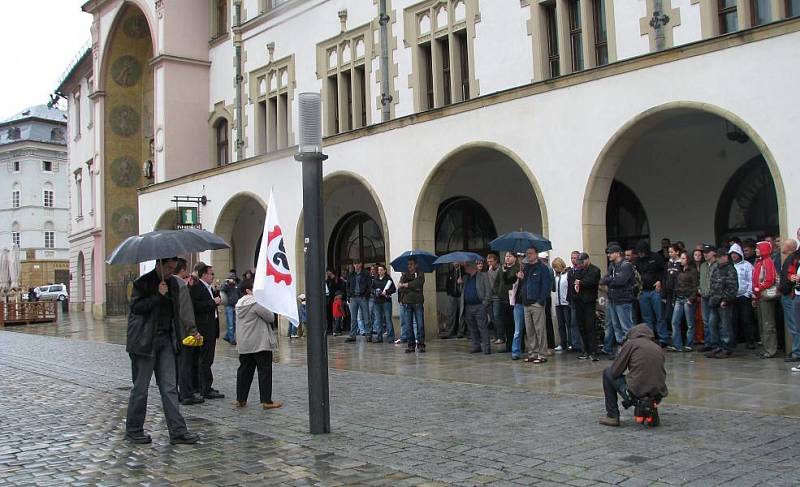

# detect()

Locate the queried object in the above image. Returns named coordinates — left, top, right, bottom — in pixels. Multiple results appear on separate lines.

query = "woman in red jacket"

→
left=753, top=241, right=778, bottom=358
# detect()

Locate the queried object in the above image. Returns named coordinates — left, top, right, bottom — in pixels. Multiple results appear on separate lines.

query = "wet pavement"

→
left=1, top=311, right=800, bottom=486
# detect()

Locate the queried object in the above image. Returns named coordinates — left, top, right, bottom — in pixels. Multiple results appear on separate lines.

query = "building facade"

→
left=61, top=0, right=799, bottom=332
left=0, top=106, right=70, bottom=291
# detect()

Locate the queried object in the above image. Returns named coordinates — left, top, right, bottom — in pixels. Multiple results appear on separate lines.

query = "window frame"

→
left=545, top=3, right=560, bottom=78
left=12, top=231, right=20, bottom=247
left=568, top=0, right=584, bottom=72
left=788, top=0, right=800, bottom=17
left=750, top=0, right=771, bottom=25
left=593, top=0, right=609, bottom=66
left=44, top=189, right=54, bottom=208
left=214, top=118, right=229, bottom=166
left=12, top=190, right=20, bottom=208
left=42, top=161, right=53, bottom=172
left=73, top=90, right=82, bottom=139
left=718, top=0, right=738, bottom=34
left=12, top=161, right=20, bottom=172
left=44, top=231, right=55, bottom=250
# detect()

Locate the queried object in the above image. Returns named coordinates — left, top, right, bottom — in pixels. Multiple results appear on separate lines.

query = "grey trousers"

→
left=464, top=303, right=490, bottom=353
left=126, top=333, right=189, bottom=439
left=524, top=303, right=548, bottom=357
left=756, top=299, right=777, bottom=356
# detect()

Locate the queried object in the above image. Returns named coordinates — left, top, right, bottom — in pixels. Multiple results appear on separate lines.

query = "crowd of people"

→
left=321, top=232, right=800, bottom=371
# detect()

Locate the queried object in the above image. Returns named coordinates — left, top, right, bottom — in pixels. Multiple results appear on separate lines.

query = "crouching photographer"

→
left=600, top=324, right=668, bottom=427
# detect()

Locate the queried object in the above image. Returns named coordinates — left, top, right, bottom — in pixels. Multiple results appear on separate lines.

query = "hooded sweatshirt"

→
left=609, top=324, right=668, bottom=399
left=752, top=241, right=777, bottom=300
left=235, top=294, right=277, bottom=355
left=729, top=243, right=753, bottom=298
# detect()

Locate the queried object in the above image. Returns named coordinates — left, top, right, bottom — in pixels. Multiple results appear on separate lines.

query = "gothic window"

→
left=251, top=55, right=295, bottom=153
left=318, top=26, right=372, bottom=135
left=214, top=118, right=229, bottom=165
left=715, top=156, right=778, bottom=244
left=606, top=180, right=650, bottom=251
left=328, top=212, right=385, bottom=275
left=435, top=197, right=497, bottom=291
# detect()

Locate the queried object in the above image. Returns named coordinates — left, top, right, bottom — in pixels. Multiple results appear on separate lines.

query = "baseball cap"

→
left=702, top=244, right=716, bottom=253
left=577, top=252, right=590, bottom=262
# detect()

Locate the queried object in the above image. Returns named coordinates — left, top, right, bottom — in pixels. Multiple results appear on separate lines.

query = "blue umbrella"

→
left=433, top=251, right=485, bottom=265
left=390, top=250, right=438, bottom=273
left=490, top=231, right=552, bottom=253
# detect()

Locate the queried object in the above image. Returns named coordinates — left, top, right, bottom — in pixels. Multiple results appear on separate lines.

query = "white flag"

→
left=254, top=190, right=299, bottom=325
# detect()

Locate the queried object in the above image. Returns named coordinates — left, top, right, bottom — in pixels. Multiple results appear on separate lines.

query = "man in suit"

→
left=190, top=262, right=225, bottom=400
left=125, top=257, right=199, bottom=445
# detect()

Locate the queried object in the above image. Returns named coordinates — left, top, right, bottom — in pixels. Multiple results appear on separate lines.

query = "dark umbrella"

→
left=433, top=251, right=485, bottom=265
left=390, top=250, right=438, bottom=273
left=106, top=228, right=231, bottom=265
left=490, top=231, right=552, bottom=254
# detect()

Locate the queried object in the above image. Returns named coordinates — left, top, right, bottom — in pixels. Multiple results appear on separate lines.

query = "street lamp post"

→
left=294, top=93, right=331, bottom=434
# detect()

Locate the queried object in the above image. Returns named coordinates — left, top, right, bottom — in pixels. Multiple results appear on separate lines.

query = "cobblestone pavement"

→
left=2, top=319, right=800, bottom=486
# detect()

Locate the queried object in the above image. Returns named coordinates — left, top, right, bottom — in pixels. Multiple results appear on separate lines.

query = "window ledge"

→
left=209, top=33, right=230, bottom=47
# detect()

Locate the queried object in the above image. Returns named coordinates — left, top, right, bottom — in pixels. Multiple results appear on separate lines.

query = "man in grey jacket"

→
left=462, top=261, right=494, bottom=354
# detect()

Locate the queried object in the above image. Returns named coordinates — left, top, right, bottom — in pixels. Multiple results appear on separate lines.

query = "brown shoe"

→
left=234, top=401, right=246, bottom=408
left=262, top=401, right=283, bottom=410
left=599, top=415, right=620, bottom=427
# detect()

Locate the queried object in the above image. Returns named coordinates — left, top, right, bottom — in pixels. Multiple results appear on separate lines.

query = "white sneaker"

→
left=791, top=365, right=800, bottom=373
left=554, top=345, right=564, bottom=352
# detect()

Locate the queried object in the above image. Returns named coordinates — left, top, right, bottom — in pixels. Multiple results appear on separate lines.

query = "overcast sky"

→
left=0, top=0, right=92, bottom=118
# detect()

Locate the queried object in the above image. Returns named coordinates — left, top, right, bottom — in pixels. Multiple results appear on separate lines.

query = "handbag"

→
left=759, top=267, right=779, bottom=301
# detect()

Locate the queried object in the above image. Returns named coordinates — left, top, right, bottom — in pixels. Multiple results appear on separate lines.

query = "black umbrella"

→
left=106, top=228, right=231, bottom=265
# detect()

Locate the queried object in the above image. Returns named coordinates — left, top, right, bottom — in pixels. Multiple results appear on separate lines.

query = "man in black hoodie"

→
left=600, top=324, right=668, bottom=426
left=635, top=241, right=669, bottom=346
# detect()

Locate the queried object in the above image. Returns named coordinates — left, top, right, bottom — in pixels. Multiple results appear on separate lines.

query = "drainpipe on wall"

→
left=233, top=0, right=244, bottom=161
left=378, top=0, right=392, bottom=123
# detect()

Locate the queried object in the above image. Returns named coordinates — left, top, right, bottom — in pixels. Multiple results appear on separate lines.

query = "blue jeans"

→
left=603, top=302, right=616, bottom=354
left=603, top=367, right=630, bottom=418
left=671, top=297, right=696, bottom=349
left=372, top=300, right=393, bottom=340
left=224, top=306, right=236, bottom=342
left=639, top=290, right=668, bottom=343
left=708, top=304, right=734, bottom=352
left=605, top=301, right=632, bottom=353
left=701, top=296, right=712, bottom=347
left=512, top=303, right=525, bottom=357
left=349, top=297, right=371, bottom=338
left=555, top=304, right=571, bottom=348
left=401, top=303, right=425, bottom=345
left=569, top=304, right=581, bottom=350
left=785, top=296, right=800, bottom=358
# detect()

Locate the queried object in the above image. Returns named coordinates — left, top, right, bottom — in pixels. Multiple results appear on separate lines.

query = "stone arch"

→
left=212, top=192, right=267, bottom=278
left=411, top=141, right=548, bottom=338
left=412, top=141, right=549, bottom=253
left=293, top=170, right=390, bottom=294
left=97, top=1, right=157, bottom=93
left=583, top=101, right=787, bottom=265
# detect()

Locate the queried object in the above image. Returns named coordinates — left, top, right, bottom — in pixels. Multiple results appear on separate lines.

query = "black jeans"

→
left=501, top=303, right=514, bottom=352
left=126, top=333, right=188, bottom=439
left=575, top=300, right=597, bottom=355
left=734, top=296, right=757, bottom=344
left=198, top=337, right=216, bottom=394
left=602, top=367, right=630, bottom=418
left=555, top=304, right=571, bottom=349
left=237, top=350, right=273, bottom=403
left=178, top=344, right=200, bottom=400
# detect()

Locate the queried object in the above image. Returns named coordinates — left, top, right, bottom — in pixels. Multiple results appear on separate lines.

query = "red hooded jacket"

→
left=752, top=241, right=777, bottom=299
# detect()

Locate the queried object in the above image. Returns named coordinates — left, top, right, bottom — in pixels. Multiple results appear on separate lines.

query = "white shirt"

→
left=201, top=279, right=218, bottom=318
left=554, top=272, right=569, bottom=306
left=734, top=260, right=753, bottom=298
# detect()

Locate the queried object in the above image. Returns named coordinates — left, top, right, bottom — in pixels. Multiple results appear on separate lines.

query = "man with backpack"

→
left=601, top=244, right=637, bottom=359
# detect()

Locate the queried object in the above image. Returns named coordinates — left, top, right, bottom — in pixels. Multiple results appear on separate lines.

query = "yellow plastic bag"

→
left=182, top=335, right=204, bottom=347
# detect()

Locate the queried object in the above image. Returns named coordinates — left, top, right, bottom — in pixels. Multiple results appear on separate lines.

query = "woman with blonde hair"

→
left=551, top=257, right=572, bottom=352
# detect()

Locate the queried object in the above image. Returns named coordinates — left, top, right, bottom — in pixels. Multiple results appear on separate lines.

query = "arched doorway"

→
left=212, top=193, right=266, bottom=278
left=328, top=211, right=386, bottom=275
left=434, top=196, right=497, bottom=291
left=715, top=156, right=779, bottom=244
left=413, top=143, right=547, bottom=337
left=101, top=4, right=154, bottom=283
left=585, top=103, right=786, bottom=265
